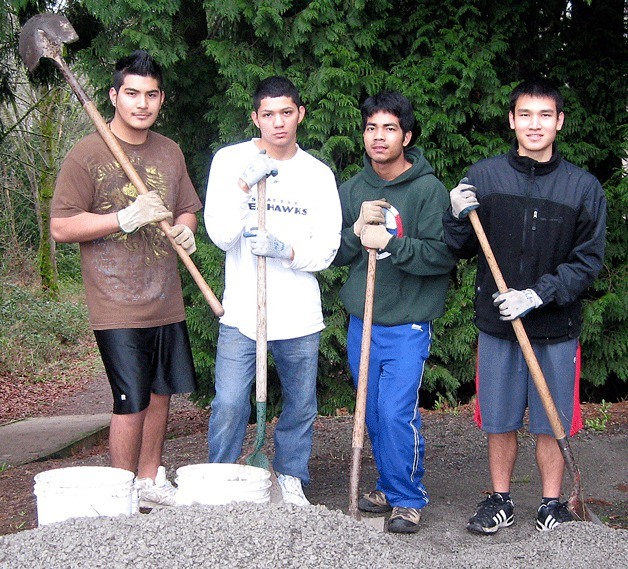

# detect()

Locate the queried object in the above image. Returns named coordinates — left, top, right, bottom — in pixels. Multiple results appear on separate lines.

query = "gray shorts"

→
left=475, top=332, right=582, bottom=436
left=94, top=322, right=197, bottom=415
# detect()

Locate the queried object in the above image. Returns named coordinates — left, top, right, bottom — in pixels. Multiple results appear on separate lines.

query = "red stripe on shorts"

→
left=473, top=347, right=482, bottom=429
left=570, top=343, right=583, bottom=436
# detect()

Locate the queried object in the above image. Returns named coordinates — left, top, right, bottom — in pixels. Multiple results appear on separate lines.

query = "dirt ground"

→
left=0, top=372, right=626, bottom=543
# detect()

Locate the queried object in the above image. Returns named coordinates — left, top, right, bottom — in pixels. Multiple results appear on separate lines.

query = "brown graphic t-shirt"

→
left=52, top=130, right=202, bottom=330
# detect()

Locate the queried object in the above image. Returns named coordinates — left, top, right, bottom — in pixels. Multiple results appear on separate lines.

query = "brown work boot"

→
left=358, top=490, right=392, bottom=513
left=387, top=506, right=422, bottom=533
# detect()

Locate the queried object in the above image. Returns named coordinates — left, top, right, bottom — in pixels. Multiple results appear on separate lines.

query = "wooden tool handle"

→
left=348, top=247, right=377, bottom=520
left=352, top=249, right=377, bottom=448
left=256, top=177, right=268, bottom=404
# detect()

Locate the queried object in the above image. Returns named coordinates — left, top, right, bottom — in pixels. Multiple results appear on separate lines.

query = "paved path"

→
left=0, top=377, right=202, bottom=468
left=0, top=414, right=111, bottom=466
left=0, top=375, right=112, bottom=467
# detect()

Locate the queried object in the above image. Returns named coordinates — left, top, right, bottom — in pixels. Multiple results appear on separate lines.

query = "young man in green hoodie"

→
left=333, top=91, right=456, bottom=533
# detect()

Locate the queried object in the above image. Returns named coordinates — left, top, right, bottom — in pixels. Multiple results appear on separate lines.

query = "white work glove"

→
left=239, top=151, right=278, bottom=190
left=168, top=224, right=196, bottom=255
left=117, top=191, right=172, bottom=234
left=353, top=199, right=389, bottom=236
left=450, top=177, right=479, bottom=219
left=360, top=224, right=393, bottom=250
left=492, top=288, right=543, bottom=321
left=244, top=228, right=293, bottom=260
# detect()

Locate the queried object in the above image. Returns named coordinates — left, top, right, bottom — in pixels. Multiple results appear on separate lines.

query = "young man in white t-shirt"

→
left=204, top=76, right=341, bottom=505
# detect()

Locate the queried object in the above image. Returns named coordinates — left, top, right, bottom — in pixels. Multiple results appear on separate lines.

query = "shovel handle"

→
left=256, top=177, right=268, bottom=404
left=51, top=54, right=224, bottom=317
left=349, top=247, right=377, bottom=520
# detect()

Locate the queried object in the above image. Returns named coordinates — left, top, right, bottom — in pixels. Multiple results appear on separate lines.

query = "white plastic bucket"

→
left=34, top=466, right=135, bottom=526
left=175, top=463, right=271, bottom=506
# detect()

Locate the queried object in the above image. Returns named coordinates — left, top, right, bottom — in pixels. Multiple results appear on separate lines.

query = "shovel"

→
left=348, top=248, right=378, bottom=521
left=19, top=13, right=224, bottom=317
left=468, top=209, right=601, bottom=524
left=245, top=175, right=269, bottom=470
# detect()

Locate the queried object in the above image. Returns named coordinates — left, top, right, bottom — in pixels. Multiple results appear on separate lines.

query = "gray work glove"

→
left=492, top=288, right=543, bottom=320
left=360, top=224, right=393, bottom=250
left=450, top=177, right=479, bottom=219
left=168, top=224, right=196, bottom=254
left=117, top=191, right=172, bottom=234
left=244, top=228, right=292, bottom=260
left=353, top=199, right=389, bottom=237
left=239, top=151, right=278, bottom=189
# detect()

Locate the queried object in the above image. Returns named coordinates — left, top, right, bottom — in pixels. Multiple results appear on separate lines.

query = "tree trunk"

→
left=34, top=90, right=59, bottom=297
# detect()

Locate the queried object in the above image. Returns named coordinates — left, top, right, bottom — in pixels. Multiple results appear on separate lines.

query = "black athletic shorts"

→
left=94, top=321, right=197, bottom=415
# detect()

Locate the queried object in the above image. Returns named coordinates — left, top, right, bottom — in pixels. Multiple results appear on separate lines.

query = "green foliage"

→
left=425, top=260, right=478, bottom=405
left=0, top=280, right=91, bottom=378
left=317, top=264, right=356, bottom=415
left=200, top=0, right=396, bottom=177
left=579, top=174, right=628, bottom=392
left=392, top=1, right=513, bottom=185
left=1, top=1, right=93, bottom=294
left=182, top=225, right=224, bottom=407
left=54, top=242, right=83, bottom=282
left=584, top=399, right=612, bottom=432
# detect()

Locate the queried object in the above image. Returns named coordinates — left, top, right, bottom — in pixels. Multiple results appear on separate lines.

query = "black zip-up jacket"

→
left=442, top=143, right=606, bottom=343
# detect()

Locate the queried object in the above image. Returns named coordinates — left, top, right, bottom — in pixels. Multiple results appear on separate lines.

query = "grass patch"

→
left=585, top=400, right=612, bottom=432
left=0, top=280, right=93, bottom=381
left=511, top=474, right=532, bottom=484
left=433, top=393, right=462, bottom=416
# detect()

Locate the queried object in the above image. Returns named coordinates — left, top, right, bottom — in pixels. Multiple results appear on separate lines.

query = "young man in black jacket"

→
left=442, top=79, right=606, bottom=534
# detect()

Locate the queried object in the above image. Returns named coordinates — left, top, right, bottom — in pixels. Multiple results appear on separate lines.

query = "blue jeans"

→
left=348, top=315, right=432, bottom=509
left=208, top=324, right=320, bottom=484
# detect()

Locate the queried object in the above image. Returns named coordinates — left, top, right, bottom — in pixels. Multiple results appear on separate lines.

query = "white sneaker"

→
left=131, top=486, right=139, bottom=514
left=277, top=474, right=310, bottom=506
left=135, top=466, right=177, bottom=508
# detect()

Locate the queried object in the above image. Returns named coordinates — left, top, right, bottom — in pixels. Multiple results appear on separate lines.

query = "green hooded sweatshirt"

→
left=333, top=146, right=456, bottom=325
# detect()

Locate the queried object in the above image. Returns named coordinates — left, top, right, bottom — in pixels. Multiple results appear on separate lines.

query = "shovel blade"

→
left=19, top=13, right=78, bottom=71
left=245, top=450, right=269, bottom=470
left=244, top=402, right=269, bottom=469
left=568, top=485, right=604, bottom=525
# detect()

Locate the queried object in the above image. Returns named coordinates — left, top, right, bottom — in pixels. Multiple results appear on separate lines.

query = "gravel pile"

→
left=1, top=503, right=627, bottom=568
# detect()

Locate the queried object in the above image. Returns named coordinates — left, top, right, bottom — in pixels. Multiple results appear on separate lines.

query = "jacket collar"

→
left=507, top=141, right=562, bottom=176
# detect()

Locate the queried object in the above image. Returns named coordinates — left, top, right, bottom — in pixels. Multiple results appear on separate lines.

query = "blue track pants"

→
left=347, top=315, right=432, bottom=509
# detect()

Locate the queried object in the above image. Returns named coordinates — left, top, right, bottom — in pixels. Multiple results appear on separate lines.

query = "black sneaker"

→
left=387, top=507, right=422, bottom=534
left=467, top=493, right=514, bottom=534
left=536, top=500, right=573, bottom=532
left=358, top=490, right=392, bottom=513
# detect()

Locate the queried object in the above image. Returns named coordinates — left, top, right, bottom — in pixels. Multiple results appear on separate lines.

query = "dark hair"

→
left=360, top=91, right=415, bottom=134
left=509, top=78, right=564, bottom=114
left=253, top=76, right=302, bottom=111
left=113, top=50, right=164, bottom=92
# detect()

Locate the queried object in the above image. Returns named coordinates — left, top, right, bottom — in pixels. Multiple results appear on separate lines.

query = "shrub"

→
left=0, top=281, right=91, bottom=379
